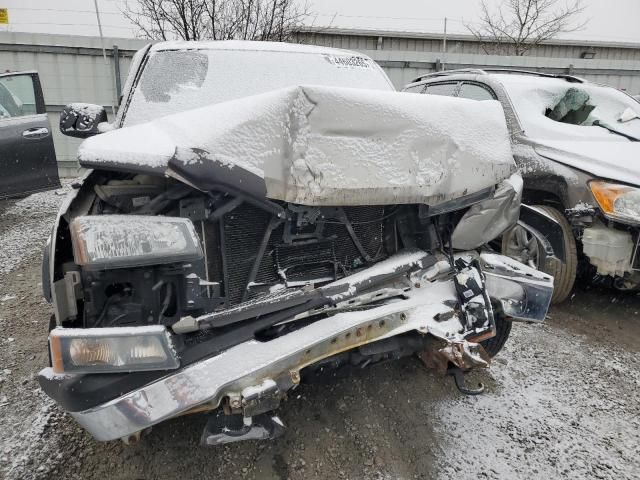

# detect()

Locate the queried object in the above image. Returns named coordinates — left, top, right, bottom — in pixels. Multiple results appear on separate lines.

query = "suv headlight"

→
left=590, top=181, right=640, bottom=225
left=70, top=215, right=203, bottom=270
left=49, top=326, right=179, bottom=374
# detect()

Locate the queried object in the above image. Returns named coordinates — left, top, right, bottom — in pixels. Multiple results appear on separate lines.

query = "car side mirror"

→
left=59, top=103, right=109, bottom=138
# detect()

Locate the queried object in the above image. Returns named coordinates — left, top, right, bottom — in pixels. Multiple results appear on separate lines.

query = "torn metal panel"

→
left=450, top=174, right=523, bottom=250
left=480, top=253, right=554, bottom=323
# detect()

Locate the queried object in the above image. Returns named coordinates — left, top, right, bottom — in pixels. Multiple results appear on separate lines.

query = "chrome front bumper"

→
left=40, top=252, right=553, bottom=442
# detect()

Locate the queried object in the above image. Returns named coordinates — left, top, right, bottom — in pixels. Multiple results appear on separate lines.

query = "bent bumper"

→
left=40, top=252, right=552, bottom=442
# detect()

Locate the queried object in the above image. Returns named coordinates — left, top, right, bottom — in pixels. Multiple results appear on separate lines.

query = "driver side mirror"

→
left=59, top=103, right=108, bottom=138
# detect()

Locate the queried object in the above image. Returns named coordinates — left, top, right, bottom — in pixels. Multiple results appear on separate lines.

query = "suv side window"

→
left=458, top=82, right=496, bottom=101
left=404, top=83, right=426, bottom=94
left=424, top=82, right=459, bottom=97
left=0, top=75, right=37, bottom=119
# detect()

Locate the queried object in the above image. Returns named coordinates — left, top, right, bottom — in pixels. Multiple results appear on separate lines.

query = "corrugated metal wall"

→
left=0, top=32, right=146, bottom=175
left=298, top=31, right=640, bottom=92
left=2, top=31, right=639, bottom=176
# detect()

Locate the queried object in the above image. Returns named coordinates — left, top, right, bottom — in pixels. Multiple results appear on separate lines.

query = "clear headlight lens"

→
left=50, top=326, right=179, bottom=374
left=70, top=215, right=203, bottom=270
left=590, top=181, right=640, bottom=225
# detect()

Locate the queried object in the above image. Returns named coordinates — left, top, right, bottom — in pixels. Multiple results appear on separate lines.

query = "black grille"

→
left=223, top=204, right=274, bottom=304
left=201, top=219, right=224, bottom=284
left=221, top=204, right=388, bottom=306
left=349, top=206, right=385, bottom=260
left=276, top=240, right=337, bottom=286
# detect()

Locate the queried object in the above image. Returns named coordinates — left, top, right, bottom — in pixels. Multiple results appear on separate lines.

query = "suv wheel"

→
left=502, top=205, right=577, bottom=304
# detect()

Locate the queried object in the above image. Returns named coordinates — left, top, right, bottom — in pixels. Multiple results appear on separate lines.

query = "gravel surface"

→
left=0, top=190, right=638, bottom=480
left=0, top=186, right=71, bottom=275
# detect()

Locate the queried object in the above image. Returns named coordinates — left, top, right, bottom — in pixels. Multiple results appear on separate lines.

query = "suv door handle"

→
left=22, top=127, right=49, bottom=139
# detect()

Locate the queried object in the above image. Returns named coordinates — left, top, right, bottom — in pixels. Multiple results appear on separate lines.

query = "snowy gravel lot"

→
left=0, top=188, right=638, bottom=480
left=0, top=185, right=71, bottom=275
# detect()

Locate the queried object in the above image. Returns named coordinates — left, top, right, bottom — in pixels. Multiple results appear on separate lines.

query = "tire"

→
left=502, top=205, right=577, bottom=304
left=481, top=314, right=512, bottom=358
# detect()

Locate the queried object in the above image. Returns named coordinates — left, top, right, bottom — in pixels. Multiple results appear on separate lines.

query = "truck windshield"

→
left=122, top=46, right=394, bottom=127
left=497, top=74, right=640, bottom=141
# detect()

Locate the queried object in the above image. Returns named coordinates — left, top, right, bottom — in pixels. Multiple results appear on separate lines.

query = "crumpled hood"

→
left=79, top=85, right=515, bottom=206
left=533, top=139, right=640, bottom=187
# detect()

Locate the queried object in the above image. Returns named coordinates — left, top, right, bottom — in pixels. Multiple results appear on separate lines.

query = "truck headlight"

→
left=50, top=326, right=179, bottom=374
left=70, top=215, right=203, bottom=270
left=590, top=181, right=640, bottom=225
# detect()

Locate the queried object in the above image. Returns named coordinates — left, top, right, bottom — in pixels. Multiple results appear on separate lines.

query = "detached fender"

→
left=451, top=174, right=523, bottom=250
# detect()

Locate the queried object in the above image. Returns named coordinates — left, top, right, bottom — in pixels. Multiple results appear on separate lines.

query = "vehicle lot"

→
left=0, top=188, right=639, bottom=480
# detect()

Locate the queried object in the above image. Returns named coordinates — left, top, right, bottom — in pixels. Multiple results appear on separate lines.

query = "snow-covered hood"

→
left=532, top=139, right=640, bottom=187
left=79, top=85, right=515, bottom=206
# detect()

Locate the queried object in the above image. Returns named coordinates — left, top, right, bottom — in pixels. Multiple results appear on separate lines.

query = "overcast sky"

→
left=0, top=0, right=639, bottom=43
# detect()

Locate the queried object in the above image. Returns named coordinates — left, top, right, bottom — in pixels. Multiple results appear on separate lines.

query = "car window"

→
left=458, top=83, right=496, bottom=101
left=424, top=82, right=458, bottom=97
left=404, top=83, right=426, bottom=94
left=0, top=75, right=37, bottom=119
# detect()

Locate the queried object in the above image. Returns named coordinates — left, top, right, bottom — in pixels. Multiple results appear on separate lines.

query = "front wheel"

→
left=502, top=205, right=577, bottom=304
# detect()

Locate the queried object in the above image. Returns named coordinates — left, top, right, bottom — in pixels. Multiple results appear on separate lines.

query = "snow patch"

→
left=80, top=85, right=515, bottom=207
left=67, top=102, right=104, bottom=121
left=0, top=183, right=73, bottom=276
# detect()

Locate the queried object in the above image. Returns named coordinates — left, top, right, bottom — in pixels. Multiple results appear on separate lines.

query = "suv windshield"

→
left=497, top=74, right=640, bottom=141
left=123, top=46, right=394, bottom=127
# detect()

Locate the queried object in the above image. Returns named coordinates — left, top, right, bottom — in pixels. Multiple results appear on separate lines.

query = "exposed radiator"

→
left=219, top=204, right=387, bottom=306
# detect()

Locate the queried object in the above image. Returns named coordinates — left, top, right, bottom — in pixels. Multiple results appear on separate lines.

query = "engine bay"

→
left=50, top=172, right=467, bottom=331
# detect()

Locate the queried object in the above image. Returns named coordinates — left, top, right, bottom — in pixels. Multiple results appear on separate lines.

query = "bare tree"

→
left=124, top=0, right=310, bottom=42
left=467, top=0, right=588, bottom=56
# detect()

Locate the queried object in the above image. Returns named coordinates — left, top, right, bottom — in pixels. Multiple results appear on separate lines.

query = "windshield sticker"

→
left=323, top=55, right=372, bottom=69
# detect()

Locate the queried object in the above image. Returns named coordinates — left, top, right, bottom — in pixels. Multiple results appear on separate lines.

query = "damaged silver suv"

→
left=39, top=42, right=557, bottom=445
left=405, top=69, right=640, bottom=302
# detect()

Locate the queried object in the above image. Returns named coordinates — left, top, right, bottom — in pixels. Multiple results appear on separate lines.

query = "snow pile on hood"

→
left=79, top=85, right=515, bottom=206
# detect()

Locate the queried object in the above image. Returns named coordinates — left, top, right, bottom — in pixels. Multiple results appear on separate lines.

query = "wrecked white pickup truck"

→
left=39, top=41, right=558, bottom=445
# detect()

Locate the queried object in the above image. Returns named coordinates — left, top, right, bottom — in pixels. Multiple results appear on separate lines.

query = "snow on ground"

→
left=0, top=185, right=73, bottom=480
left=434, top=322, right=640, bottom=479
left=0, top=184, right=71, bottom=275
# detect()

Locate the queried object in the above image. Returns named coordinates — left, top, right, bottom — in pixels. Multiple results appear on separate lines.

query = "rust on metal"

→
left=420, top=341, right=491, bottom=376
